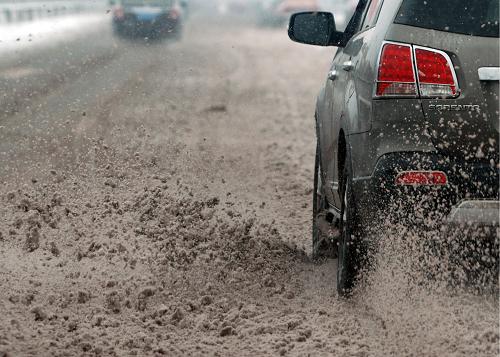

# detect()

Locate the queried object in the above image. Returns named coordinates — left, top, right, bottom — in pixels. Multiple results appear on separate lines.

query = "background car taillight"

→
left=376, top=42, right=459, bottom=99
left=169, top=6, right=181, bottom=20
left=113, top=6, right=125, bottom=20
left=376, top=43, right=417, bottom=97
left=414, top=47, right=458, bottom=98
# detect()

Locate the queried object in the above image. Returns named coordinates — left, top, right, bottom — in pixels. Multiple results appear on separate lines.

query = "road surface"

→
left=0, top=6, right=498, bottom=357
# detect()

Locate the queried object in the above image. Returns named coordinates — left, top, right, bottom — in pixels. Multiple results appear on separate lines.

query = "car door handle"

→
left=342, top=61, right=354, bottom=72
left=328, top=70, right=338, bottom=81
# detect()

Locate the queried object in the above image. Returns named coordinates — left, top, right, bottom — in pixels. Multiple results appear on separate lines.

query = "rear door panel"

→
left=319, top=50, right=350, bottom=206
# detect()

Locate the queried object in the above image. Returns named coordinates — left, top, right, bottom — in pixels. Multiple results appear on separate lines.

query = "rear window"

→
left=395, top=0, right=499, bottom=37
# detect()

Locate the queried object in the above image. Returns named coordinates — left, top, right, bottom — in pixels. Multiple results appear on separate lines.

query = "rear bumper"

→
left=353, top=152, right=499, bottom=229
left=113, top=15, right=180, bottom=36
left=447, top=200, right=499, bottom=227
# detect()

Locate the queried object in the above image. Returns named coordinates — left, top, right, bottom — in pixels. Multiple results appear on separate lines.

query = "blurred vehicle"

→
left=288, top=0, right=499, bottom=295
left=227, top=0, right=250, bottom=13
left=217, top=0, right=260, bottom=15
left=110, top=0, right=183, bottom=39
left=277, top=0, right=319, bottom=13
left=258, top=0, right=319, bottom=27
left=317, top=0, right=356, bottom=31
left=180, top=0, right=189, bottom=18
left=256, top=0, right=282, bottom=26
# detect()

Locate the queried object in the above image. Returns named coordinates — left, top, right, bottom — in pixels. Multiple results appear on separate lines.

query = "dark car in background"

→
left=288, top=0, right=499, bottom=295
left=110, top=0, right=183, bottom=39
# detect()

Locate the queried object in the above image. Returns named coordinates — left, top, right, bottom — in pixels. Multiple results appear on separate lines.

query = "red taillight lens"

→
left=113, top=6, right=125, bottom=20
left=376, top=43, right=417, bottom=97
left=414, top=48, right=458, bottom=98
left=395, top=171, right=448, bottom=186
left=169, top=7, right=181, bottom=19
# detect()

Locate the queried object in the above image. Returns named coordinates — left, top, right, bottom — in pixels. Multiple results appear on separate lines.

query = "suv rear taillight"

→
left=375, top=42, right=459, bottom=99
left=414, top=47, right=458, bottom=98
left=376, top=43, right=417, bottom=97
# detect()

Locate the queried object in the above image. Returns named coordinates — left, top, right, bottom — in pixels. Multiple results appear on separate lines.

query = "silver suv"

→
left=288, top=0, right=499, bottom=295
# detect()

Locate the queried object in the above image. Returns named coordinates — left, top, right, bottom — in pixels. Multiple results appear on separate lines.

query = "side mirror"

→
left=288, top=12, right=344, bottom=47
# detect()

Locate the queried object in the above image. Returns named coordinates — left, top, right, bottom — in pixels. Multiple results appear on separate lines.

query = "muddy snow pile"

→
left=1, top=156, right=497, bottom=357
left=0, top=154, right=308, bottom=356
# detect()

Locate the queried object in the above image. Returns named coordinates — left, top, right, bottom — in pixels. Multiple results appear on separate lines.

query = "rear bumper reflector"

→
left=395, top=171, right=448, bottom=186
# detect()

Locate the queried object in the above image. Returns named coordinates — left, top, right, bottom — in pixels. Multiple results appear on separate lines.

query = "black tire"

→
left=336, top=157, right=363, bottom=296
left=172, top=25, right=183, bottom=41
left=312, top=141, right=334, bottom=260
left=112, top=21, right=128, bottom=38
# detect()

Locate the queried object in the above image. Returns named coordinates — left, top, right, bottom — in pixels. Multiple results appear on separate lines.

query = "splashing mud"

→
left=354, top=223, right=498, bottom=356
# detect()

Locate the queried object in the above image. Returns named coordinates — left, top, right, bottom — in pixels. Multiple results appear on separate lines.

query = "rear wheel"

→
left=337, top=159, right=363, bottom=296
left=312, top=141, right=335, bottom=260
left=112, top=22, right=125, bottom=37
left=172, top=24, right=183, bottom=40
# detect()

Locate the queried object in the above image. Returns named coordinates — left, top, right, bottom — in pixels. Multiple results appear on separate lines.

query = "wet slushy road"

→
left=0, top=5, right=498, bottom=357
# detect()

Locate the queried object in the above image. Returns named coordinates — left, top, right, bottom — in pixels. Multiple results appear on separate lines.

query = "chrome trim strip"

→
left=328, top=206, right=341, bottom=216
left=478, top=67, right=500, bottom=81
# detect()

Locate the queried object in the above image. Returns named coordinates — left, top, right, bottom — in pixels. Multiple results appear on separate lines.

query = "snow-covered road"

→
left=0, top=4, right=498, bottom=357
